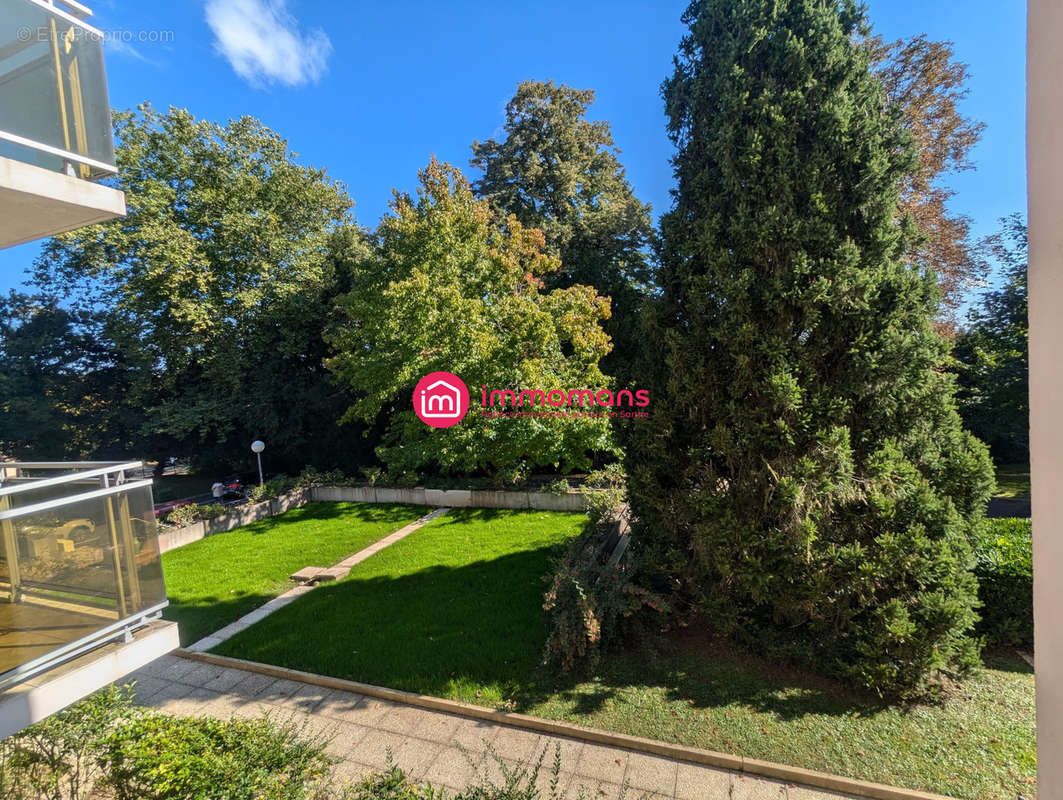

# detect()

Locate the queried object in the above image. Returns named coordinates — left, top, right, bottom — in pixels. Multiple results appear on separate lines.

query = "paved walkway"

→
left=126, top=654, right=857, bottom=800
left=187, top=507, right=451, bottom=652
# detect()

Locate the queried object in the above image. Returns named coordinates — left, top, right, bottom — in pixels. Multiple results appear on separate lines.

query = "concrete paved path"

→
left=126, top=654, right=860, bottom=800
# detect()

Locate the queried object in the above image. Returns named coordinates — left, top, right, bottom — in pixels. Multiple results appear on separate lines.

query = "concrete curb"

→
left=172, top=649, right=950, bottom=800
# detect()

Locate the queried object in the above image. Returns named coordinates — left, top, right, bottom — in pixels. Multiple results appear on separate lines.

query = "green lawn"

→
left=211, top=507, right=1035, bottom=800
left=214, top=508, right=586, bottom=701
left=994, top=463, right=1031, bottom=501
left=161, top=502, right=427, bottom=645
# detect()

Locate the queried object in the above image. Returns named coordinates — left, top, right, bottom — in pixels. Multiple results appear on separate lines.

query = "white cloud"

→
left=204, top=0, right=332, bottom=88
left=106, top=39, right=158, bottom=66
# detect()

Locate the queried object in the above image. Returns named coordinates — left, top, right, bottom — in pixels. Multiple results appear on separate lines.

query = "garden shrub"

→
left=974, top=518, right=1033, bottom=648
left=100, top=713, right=333, bottom=800
left=542, top=478, right=570, bottom=496
left=543, top=511, right=667, bottom=673
left=164, top=503, right=228, bottom=527
left=360, top=466, right=383, bottom=487
left=198, top=503, right=228, bottom=520
left=164, top=504, right=204, bottom=527
left=297, top=466, right=352, bottom=489
left=1, top=690, right=620, bottom=800
left=248, top=475, right=297, bottom=503
left=0, top=685, right=135, bottom=800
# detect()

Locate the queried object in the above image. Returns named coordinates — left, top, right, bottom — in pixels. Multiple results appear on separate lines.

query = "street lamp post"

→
left=251, top=440, right=265, bottom=486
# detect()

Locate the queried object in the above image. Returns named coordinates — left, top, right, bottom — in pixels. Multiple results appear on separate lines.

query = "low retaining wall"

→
left=157, top=485, right=588, bottom=554
left=157, top=489, right=311, bottom=553
left=310, top=485, right=588, bottom=512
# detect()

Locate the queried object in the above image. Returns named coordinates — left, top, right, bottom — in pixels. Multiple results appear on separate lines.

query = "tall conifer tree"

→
left=626, top=0, right=994, bottom=695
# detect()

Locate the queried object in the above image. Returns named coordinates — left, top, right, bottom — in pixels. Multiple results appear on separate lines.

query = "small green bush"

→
left=100, top=713, right=333, bottom=800
left=164, top=503, right=229, bottom=527
left=542, top=478, right=570, bottom=496
left=297, top=466, right=351, bottom=490
left=360, top=467, right=383, bottom=487
left=198, top=503, right=228, bottom=520
left=248, top=475, right=297, bottom=503
left=0, top=685, right=135, bottom=800
left=974, top=518, right=1033, bottom=648
left=543, top=517, right=666, bottom=674
left=164, top=504, right=203, bottom=527
left=340, top=760, right=444, bottom=800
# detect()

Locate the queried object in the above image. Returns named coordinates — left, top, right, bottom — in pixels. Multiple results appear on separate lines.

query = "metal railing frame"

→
left=0, top=461, right=168, bottom=691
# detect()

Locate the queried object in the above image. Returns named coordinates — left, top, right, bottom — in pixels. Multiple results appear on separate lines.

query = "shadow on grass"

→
left=213, top=546, right=563, bottom=705
left=210, top=538, right=900, bottom=721
left=576, top=632, right=892, bottom=721
left=163, top=592, right=276, bottom=646
left=431, top=507, right=508, bottom=525
left=983, top=648, right=1034, bottom=675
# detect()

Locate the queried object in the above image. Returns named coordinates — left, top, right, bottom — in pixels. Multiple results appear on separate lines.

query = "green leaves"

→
left=29, top=104, right=365, bottom=471
left=627, top=0, right=995, bottom=697
left=471, top=80, right=656, bottom=380
left=328, top=158, right=616, bottom=481
left=953, top=215, right=1029, bottom=463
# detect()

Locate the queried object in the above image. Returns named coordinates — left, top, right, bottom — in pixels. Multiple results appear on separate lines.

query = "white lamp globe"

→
left=251, top=440, right=265, bottom=454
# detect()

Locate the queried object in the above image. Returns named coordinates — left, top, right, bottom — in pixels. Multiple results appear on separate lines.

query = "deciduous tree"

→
left=471, top=81, right=655, bottom=379
left=328, top=158, right=615, bottom=482
left=954, top=214, right=1028, bottom=463
left=31, top=104, right=365, bottom=471
left=871, top=35, right=986, bottom=328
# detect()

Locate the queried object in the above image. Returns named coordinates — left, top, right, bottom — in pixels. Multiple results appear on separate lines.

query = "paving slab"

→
left=121, top=655, right=880, bottom=800
left=314, top=566, right=351, bottom=582
left=291, top=566, right=326, bottom=583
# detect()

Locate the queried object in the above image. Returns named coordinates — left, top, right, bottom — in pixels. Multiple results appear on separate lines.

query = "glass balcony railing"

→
left=0, top=0, right=116, bottom=178
left=0, top=462, right=167, bottom=691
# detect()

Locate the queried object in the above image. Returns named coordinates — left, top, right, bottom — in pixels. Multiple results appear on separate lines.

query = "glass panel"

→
left=0, top=468, right=167, bottom=683
left=0, top=0, right=116, bottom=176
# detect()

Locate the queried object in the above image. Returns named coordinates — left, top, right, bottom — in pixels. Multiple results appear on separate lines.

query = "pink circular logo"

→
left=413, top=371, right=470, bottom=428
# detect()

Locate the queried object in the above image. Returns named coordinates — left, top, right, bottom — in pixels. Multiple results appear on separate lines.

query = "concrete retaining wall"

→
left=157, top=489, right=310, bottom=553
left=157, top=485, right=589, bottom=554
left=311, top=485, right=588, bottom=512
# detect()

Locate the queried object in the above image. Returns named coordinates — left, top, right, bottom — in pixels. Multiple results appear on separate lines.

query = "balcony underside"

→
left=0, top=153, right=125, bottom=249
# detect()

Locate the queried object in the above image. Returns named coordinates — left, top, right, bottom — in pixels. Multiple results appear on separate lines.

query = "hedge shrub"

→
left=101, top=714, right=332, bottom=800
left=163, top=503, right=228, bottom=527
left=974, top=518, right=1033, bottom=648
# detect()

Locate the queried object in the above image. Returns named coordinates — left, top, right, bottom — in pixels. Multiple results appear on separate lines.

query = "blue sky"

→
left=0, top=0, right=1027, bottom=305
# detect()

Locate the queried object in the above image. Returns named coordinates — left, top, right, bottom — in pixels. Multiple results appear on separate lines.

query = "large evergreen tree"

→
left=626, top=0, right=994, bottom=695
left=471, top=81, right=655, bottom=379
